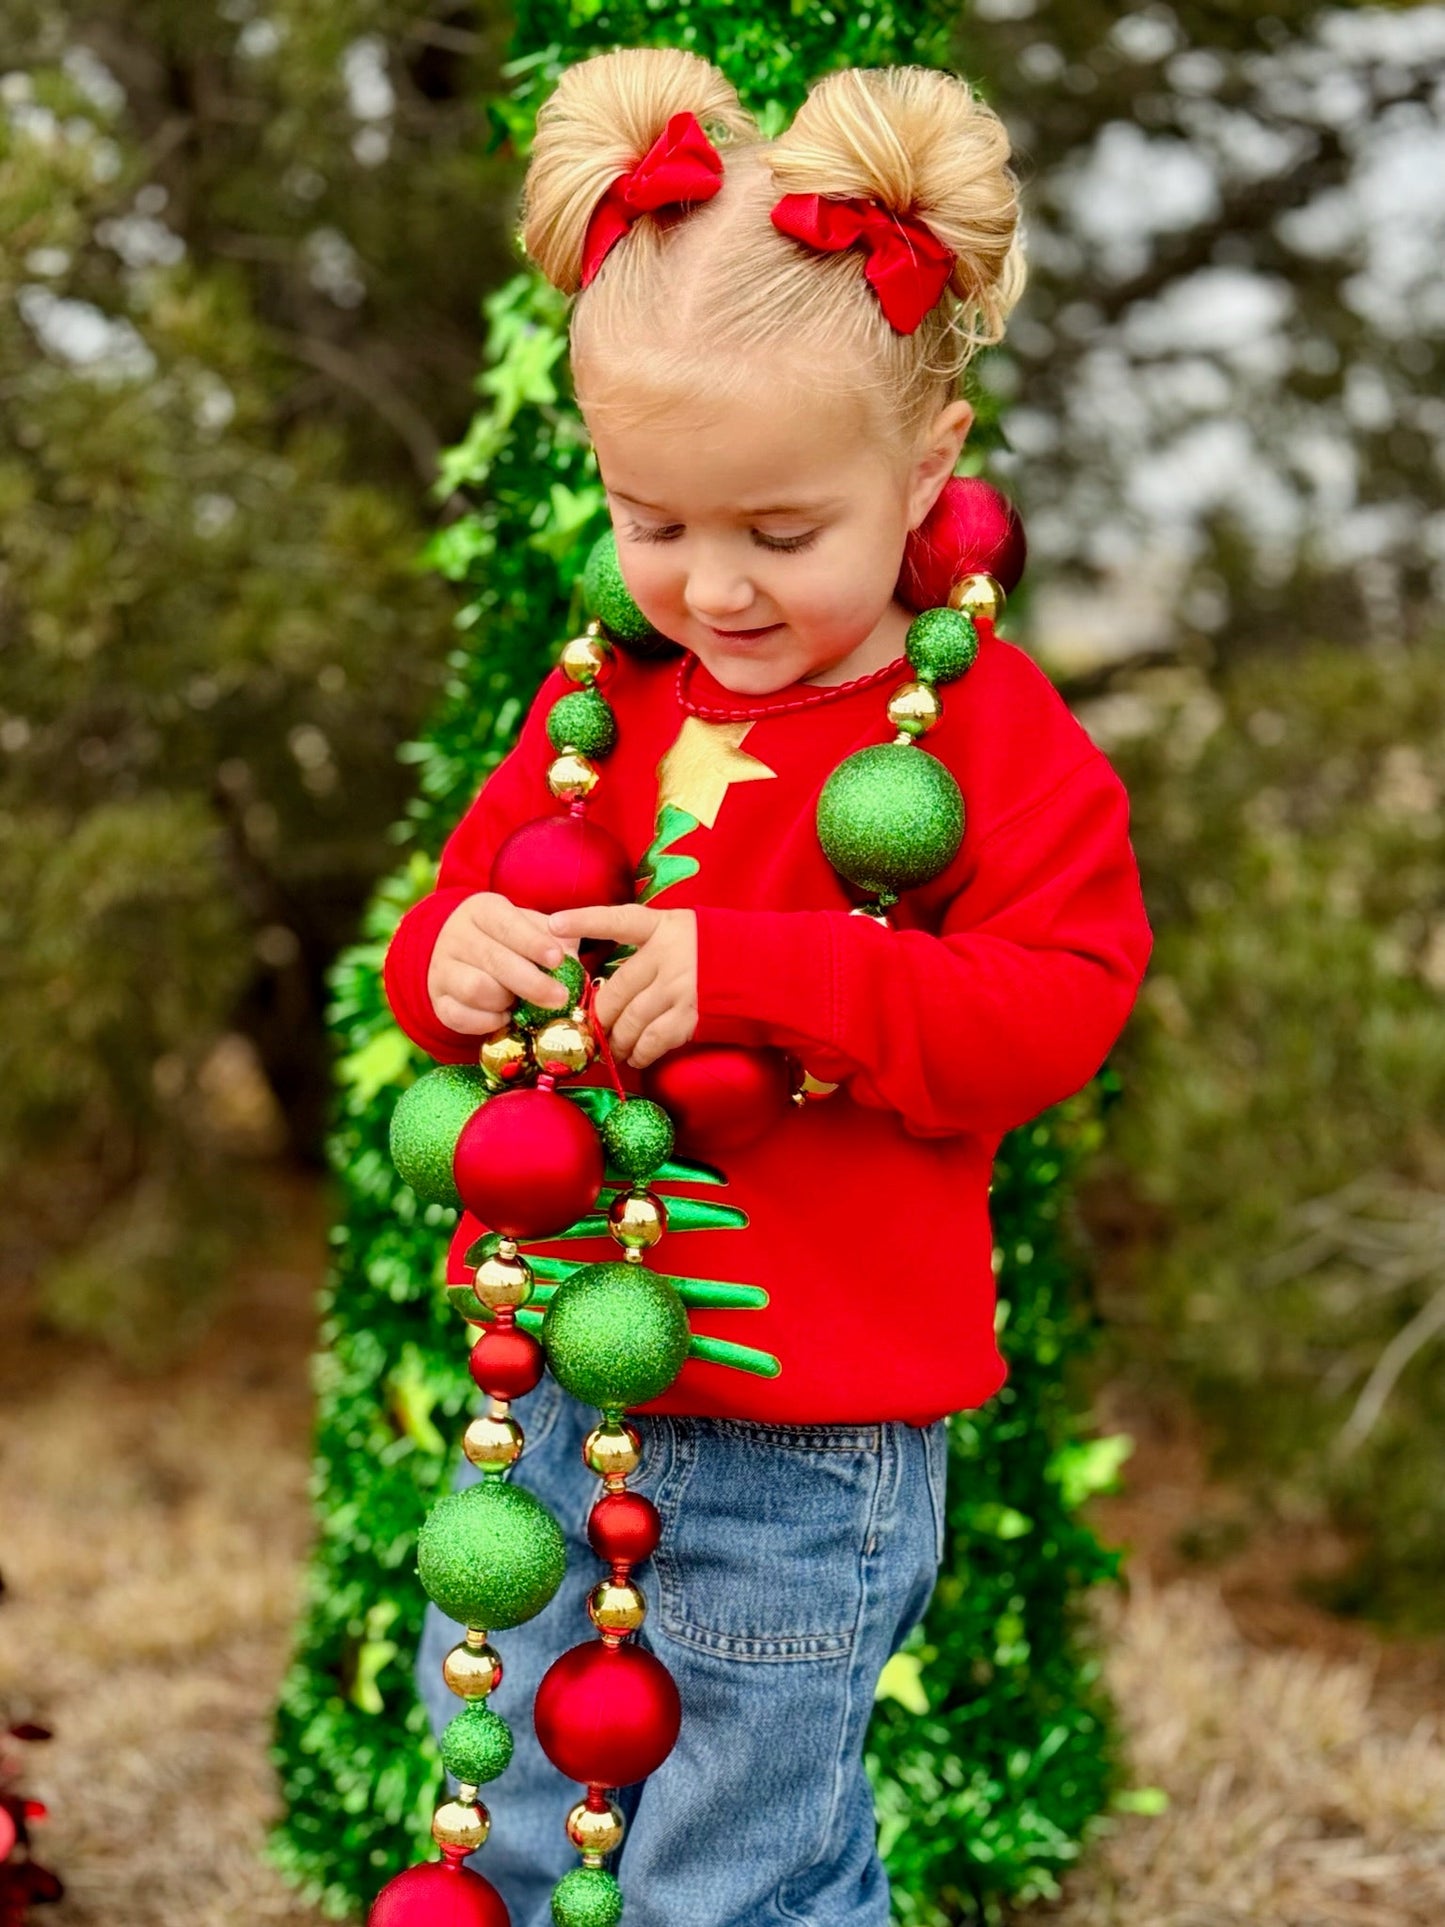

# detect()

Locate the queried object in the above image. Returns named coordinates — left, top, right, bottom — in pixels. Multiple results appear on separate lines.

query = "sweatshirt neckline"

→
left=677, top=651, right=907, bottom=722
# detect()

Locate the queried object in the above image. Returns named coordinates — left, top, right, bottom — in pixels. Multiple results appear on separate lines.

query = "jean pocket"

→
left=650, top=1419, right=881, bottom=1663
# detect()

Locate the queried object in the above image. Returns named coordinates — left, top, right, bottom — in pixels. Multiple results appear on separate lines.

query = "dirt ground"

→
left=2, top=1167, right=1443, bottom=1926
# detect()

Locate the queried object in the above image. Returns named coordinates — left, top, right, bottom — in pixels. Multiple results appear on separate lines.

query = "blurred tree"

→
left=961, top=0, right=1444, bottom=662
left=0, top=2, right=513, bottom=1352
left=1090, top=637, right=1445, bottom=1627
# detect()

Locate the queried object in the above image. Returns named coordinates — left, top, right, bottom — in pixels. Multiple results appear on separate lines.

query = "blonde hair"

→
left=521, top=51, right=1025, bottom=448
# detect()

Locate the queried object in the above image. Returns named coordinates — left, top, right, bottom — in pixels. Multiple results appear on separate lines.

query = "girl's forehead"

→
left=584, top=370, right=897, bottom=513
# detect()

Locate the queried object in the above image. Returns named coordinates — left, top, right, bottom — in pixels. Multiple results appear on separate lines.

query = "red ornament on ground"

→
left=588, top=1489, right=662, bottom=1565
left=897, top=475, right=1027, bottom=610
left=490, top=814, right=634, bottom=915
left=368, top=1859, right=511, bottom=1926
left=452, top=1088, right=604, bottom=1239
left=643, top=1044, right=793, bottom=1156
left=534, top=1639, right=682, bottom=1786
left=469, top=1325, right=545, bottom=1399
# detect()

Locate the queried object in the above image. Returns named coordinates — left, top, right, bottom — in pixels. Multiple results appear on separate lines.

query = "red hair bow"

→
left=770, top=192, right=955, bottom=334
left=580, top=111, right=724, bottom=287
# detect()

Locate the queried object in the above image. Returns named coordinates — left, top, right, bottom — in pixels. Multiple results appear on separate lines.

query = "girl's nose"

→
left=685, top=553, right=756, bottom=623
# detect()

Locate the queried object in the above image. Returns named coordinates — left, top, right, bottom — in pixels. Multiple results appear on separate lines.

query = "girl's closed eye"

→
left=752, top=528, right=820, bottom=554
left=625, top=521, right=684, bottom=544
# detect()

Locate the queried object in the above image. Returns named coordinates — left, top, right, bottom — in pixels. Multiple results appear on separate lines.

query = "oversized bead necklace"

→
left=370, top=497, right=1016, bottom=1924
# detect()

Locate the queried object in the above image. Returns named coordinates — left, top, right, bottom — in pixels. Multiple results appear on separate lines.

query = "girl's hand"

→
left=429, top=891, right=571, bottom=1036
left=547, top=905, right=698, bottom=1069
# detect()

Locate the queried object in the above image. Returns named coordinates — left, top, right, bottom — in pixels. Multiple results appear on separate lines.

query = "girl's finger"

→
left=626, top=1015, right=680, bottom=1070
left=434, top=993, right=511, bottom=1036
left=548, top=903, right=659, bottom=947
left=480, top=939, right=573, bottom=1011
left=609, top=976, right=671, bottom=1062
left=472, top=894, right=565, bottom=971
left=593, top=951, right=658, bottom=1035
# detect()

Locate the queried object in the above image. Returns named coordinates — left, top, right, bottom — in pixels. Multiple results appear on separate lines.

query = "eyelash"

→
left=624, top=522, right=820, bottom=555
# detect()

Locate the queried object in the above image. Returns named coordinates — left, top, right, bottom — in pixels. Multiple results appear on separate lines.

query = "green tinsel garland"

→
left=269, top=6, right=1133, bottom=1919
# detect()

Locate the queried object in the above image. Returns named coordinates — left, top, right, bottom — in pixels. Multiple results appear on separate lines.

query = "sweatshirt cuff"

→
left=382, top=885, right=482, bottom=1063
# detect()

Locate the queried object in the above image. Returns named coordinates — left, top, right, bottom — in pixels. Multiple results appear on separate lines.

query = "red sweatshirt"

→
left=383, top=629, right=1152, bottom=1425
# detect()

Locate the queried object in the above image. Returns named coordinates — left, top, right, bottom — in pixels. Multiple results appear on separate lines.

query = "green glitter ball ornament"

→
left=551, top=1867, right=624, bottom=1927
left=417, top=1481, right=567, bottom=1629
left=601, top=1098, right=675, bottom=1184
left=439, top=1702, right=514, bottom=1785
left=547, top=687, right=617, bottom=759
left=388, top=1066, right=489, bottom=1207
left=515, top=954, right=588, bottom=1031
left=905, top=605, right=979, bottom=685
left=582, top=531, right=666, bottom=651
left=542, top=1262, right=690, bottom=1410
left=817, top=743, right=964, bottom=897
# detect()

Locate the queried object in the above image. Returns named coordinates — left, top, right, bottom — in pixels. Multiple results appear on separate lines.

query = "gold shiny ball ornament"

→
left=531, top=1015, right=596, bottom=1078
left=948, top=572, right=1005, bottom=623
left=472, top=1250, right=534, bottom=1312
left=559, top=634, right=611, bottom=684
left=583, top=1420, right=642, bottom=1481
left=547, top=752, right=600, bottom=802
left=462, top=1412, right=525, bottom=1475
left=442, top=1639, right=503, bottom=1699
left=432, top=1797, right=491, bottom=1853
left=566, top=1798, right=625, bottom=1858
left=886, top=679, right=944, bottom=739
left=607, top=1187, right=667, bottom=1253
left=478, top=1026, right=530, bottom=1091
left=588, top=1577, right=647, bottom=1634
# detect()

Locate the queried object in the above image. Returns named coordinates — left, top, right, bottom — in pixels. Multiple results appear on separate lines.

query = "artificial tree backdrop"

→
left=270, top=5, right=1134, bottom=1921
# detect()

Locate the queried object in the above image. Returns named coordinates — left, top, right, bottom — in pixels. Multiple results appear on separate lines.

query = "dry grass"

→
left=1048, top=1577, right=1445, bottom=1926
left=2, top=1169, right=1443, bottom=1925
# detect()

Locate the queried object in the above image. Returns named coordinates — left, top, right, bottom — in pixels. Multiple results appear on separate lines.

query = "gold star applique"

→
left=656, top=717, right=776, bottom=829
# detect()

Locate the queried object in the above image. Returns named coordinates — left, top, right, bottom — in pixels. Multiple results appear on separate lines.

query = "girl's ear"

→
left=906, top=399, right=974, bottom=527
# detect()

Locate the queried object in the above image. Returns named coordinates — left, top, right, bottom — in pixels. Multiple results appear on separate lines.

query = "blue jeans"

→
left=417, top=1373, right=950, bottom=1927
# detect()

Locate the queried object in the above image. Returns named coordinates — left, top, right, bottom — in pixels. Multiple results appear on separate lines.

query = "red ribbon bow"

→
left=770, top=192, right=955, bottom=334
left=580, top=111, right=725, bottom=287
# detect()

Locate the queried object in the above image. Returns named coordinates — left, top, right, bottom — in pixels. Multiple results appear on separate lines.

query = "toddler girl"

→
left=383, top=47, right=1151, bottom=1927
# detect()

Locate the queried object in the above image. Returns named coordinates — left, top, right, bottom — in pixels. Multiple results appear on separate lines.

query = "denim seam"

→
left=774, top=1423, right=891, bottom=1924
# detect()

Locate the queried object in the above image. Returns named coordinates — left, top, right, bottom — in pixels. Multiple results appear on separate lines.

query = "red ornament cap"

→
left=367, top=1859, right=511, bottom=1926
left=897, top=476, right=1027, bottom=612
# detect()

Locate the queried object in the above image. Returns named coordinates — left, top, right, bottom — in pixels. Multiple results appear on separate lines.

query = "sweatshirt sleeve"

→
left=691, top=750, right=1152, bottom=1139
left=382, top=669, right=567, bottom=1063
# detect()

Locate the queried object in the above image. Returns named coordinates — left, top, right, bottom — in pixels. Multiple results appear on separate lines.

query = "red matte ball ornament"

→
left=452, top=1088, right=604, bottom=1240
left=643, top=1043, right=793, bottom=1156
left=368, top=1859, right=511, bottom=1927
left=897, top=475, right=1027, bottom=611
left=469, top=1325, right=545, bottom=1400
left=534, top=1639, right=682, bottom=1787
left=588, top=1489, right=662, bottom=1566
left=490, top=814, right=634, bottom=915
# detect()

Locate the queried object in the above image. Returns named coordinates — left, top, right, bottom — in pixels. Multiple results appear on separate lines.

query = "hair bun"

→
left=769, top=66, right=1024, bottom=350
left=522, top=49, right=757, bottom=294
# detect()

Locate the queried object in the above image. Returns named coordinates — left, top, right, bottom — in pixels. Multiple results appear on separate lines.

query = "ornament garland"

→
left=371, top=476, right=1025, bottom=1923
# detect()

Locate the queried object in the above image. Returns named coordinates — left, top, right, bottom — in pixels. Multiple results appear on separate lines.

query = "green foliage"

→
left=1106, top=642, right=1445, bottom=1627
left=0, top=7, right=469, bottom=1345
left=866, top=1101, right=1129, bottom=1923
left=273, top=5, right=1134, bottom=1919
